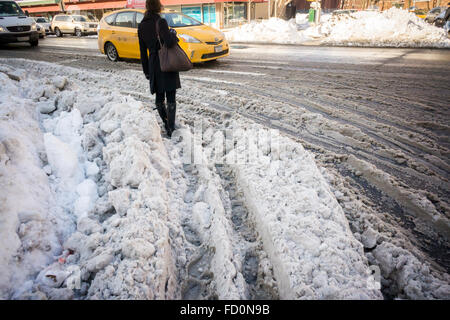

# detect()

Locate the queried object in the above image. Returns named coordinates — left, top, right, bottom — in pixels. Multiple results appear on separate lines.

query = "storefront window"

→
left=224, top=2, right=247, bottom=28
left=181, top=6, right=201, bottom=22
left=202, top=4, right=216, bottom=25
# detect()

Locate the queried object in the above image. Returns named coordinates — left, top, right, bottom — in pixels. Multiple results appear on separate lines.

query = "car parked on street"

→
left=332, top=9, right=358, bottom=16
left=51, top=14, right=98, bottom=37
left=433, top=9, right=447, bottom=28
left=424, top=6, right=446, bottom=23
left=408, top=7, right=427, bottom=19
left=35, top=22, right=45, bottom=38
left=33, top=16, right=51, bottom=34
left=97, top=9, right=229, bottom=63
left=0, top=0, right=39, bottom=46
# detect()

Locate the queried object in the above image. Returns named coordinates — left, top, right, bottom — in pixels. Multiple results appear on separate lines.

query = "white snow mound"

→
left=223, top=8, right=450, bottom=48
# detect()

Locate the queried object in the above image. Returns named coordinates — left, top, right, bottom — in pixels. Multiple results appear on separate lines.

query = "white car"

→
left=32, top=18, right=46, bottom=38
left=51, top=14, right=98, bottom=37
left=33, top=16, right=51, bottom=34
left=0, top=0, right=39, bottom=46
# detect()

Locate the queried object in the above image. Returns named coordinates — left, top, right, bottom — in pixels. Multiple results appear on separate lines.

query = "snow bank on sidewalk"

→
left=0, top=70, right=73, bottom=299
left=226, top=123, right=382, bottom=299
left=223, top=8, right=450, bottom=48
left=179, top=75, right=450, bottom=300
left=0, top=60, right=183, bottom=299
left=321, top=8, right=450, bottom=47
left=223, top=16, right=313, bottom=44
left=169, top=115, right=383, bottom=299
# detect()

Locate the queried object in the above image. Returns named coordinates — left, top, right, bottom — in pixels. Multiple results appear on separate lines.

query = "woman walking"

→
left=138, top=0, right=180, bottom=137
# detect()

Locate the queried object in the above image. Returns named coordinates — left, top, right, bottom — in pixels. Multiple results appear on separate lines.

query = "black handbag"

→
left=156, top=19, right=193, bottom=72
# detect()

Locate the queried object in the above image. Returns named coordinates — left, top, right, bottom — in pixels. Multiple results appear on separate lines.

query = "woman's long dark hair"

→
left=145, top=0, right=162, bottom=16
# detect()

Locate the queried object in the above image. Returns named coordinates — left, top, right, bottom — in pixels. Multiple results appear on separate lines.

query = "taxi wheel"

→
left=55, top=28, right=62, bottom=37
left=105, top=42, right=119, bottom=62
left=75, top=28, right=82, bottom=37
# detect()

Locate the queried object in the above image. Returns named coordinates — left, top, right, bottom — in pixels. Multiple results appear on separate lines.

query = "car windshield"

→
left=72, top=15, right=91, bottom=22
left=161, top=13, right=202, bottom=28
left=0, top=1, right=25, bottom=17
left=35, top=17, right=48, bottom=23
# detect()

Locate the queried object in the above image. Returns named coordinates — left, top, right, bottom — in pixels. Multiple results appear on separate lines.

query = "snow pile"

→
left=168, top=114, right=383, bottom=299
left=222, top=123, right=382, bottom=299
left=177, top=78, right=450, bottom=300
left=0, top=60, right=183, bottom=299
left=168, top=128, right=249, bottom=299
left=295, top=13, right=310, bottom=26
left=344, top=156, right=450, bottom=299
left=321, top=8, right=450, bottom=47
left=224, top=17, right=313, bottom=44
left=0, top=69, right=73, bottom=299
left=74, top=100, right=182, bottom=299
left=223, top=8, right=450, bottom=48
left=2, top=58, right=448, bottom=300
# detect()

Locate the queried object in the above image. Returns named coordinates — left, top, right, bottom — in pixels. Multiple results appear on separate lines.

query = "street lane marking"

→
left=203, top=69, right=265, bottom=76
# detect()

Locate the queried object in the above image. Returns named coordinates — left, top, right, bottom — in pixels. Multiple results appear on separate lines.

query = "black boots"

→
left=155, top=101, right=170, bottom=136
left=167, top=102, right=176, bottom=135
left=155, top=101, right=176, bottom=137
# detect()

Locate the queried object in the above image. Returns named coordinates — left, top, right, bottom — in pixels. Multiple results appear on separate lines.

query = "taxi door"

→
left=111, top=11, right=137, bottom=58
left=130, top=12, right=144, bottom=60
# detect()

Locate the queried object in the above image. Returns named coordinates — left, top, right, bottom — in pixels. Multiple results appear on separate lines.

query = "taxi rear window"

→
left=105, top=13, right=116, bottom=25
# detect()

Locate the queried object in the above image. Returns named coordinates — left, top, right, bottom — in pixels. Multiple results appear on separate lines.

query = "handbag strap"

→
left=156, top=17, right=163, bottom=48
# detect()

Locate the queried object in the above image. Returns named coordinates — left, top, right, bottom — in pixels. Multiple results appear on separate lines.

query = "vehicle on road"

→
left=31, top=18, right=46, bottom=38
left=332, top=9, right=358, bottom=16
left=36, top=22, right=45, bottom=38
left=51, top=14, right=98, bottom=37
left=408, top=7, right=427, bottom=19
left=0, top=0, right=39, bottom=46
left=433, top=10, right=447, bottom=28
left=33, top=16, right=51, bottom=34
left=98, top=9, right=229, bottom=63
left=424, top=6, right=446, bottom=23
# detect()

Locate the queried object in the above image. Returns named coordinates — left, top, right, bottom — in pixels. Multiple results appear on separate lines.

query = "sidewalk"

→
left=228, top=40, right=323, bottom=46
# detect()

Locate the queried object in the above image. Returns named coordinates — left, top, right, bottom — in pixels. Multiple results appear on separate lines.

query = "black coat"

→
left=138, top=13, right=181, bottom=94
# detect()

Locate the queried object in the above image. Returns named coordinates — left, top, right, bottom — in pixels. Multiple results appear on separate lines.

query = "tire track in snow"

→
left=4, top=53, right=448, bottom=298
left=215, top=165, right=279, bottom=299
left=180, top=76, right=449, bottom=199
left=192, top=65, right=450, bottom=167
left=166, top=128, right=280, bottom=300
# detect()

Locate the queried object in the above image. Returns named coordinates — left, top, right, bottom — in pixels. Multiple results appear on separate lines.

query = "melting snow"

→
left=223, top=8, right=450, bottom=48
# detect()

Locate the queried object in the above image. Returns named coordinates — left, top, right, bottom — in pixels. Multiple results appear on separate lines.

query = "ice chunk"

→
left=44, top=133, right=84, bottom=187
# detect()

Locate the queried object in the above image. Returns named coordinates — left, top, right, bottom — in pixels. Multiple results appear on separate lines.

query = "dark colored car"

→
left=433, top=10, right=447, bottom=28
left=424, top=6, right=446, bottom=23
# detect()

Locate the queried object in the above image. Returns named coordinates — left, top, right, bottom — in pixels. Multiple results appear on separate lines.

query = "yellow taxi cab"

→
left=415, top=11, right=427, bottom=19
left=98, top=9, right=229, bottom=63
left=409, top=7, right=427, bottom=19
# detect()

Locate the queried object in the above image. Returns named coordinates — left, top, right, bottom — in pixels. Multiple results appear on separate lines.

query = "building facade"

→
left=17, top=0, right=128, bottom=19
left=16, top=0, right=450, bottom=26
left=293, top=0, right=340, bottom=12
left=129, top=0, right=269, bottom=28
left=340, top=0, right=449, bottom=10
left=17, top=0, right=270, bottom=28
